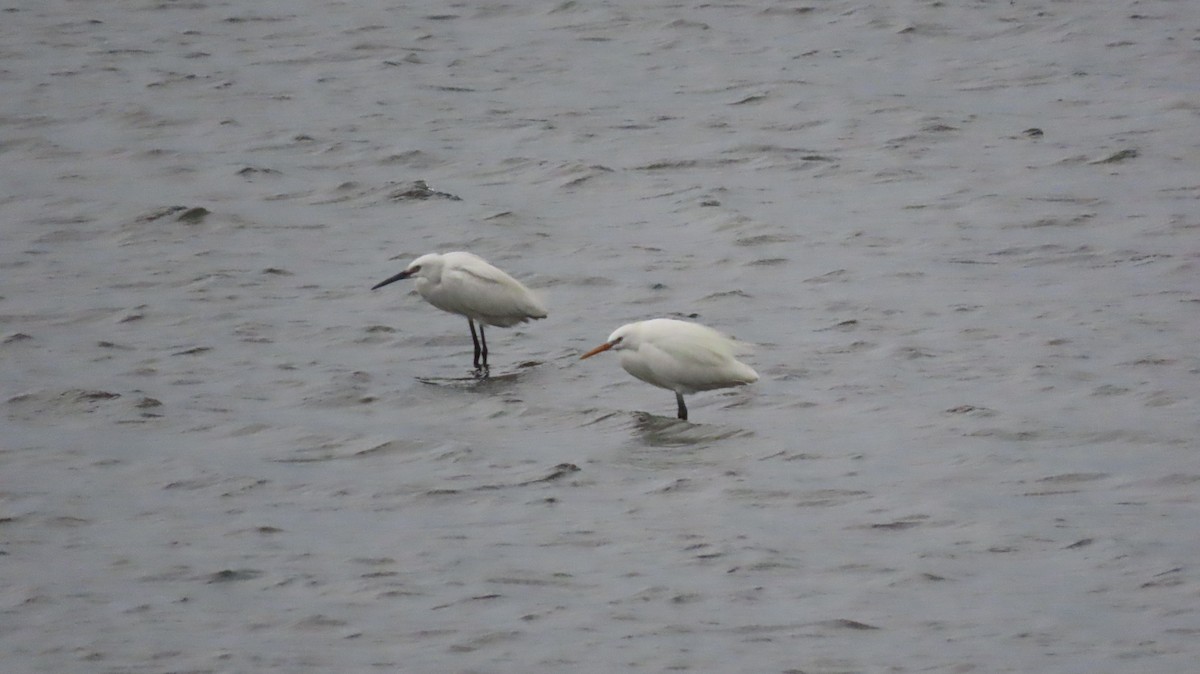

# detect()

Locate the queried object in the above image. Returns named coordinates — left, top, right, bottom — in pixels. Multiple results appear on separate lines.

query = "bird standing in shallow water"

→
left=372, top=251, right=547, bottom=371
left=580, top=318, right=758, bottom=420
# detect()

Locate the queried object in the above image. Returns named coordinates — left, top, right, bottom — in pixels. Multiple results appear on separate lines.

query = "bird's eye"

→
left=410, top=265, right=421, bottom=272
left=612, top=336, right=623, bottom=344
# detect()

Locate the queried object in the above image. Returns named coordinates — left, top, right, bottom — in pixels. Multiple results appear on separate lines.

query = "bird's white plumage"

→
left=409, top=252, right=547, bottom=327
left=581, top=318, right=757, bottom=419
left=372, top=251, right=546, bottom=369
left=610, top=319, right=757, bottom=393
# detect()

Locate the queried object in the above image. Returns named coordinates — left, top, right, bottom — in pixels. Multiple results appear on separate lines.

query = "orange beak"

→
left=580, top=341, right=614, bottom=359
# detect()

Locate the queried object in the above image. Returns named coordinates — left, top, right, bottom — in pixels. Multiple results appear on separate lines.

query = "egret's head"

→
left=371, top=253, right=442, bottom=290
left=579, top=322, right=637, bottom=359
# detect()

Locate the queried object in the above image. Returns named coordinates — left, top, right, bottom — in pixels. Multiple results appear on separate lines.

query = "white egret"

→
left=372, top=251, right=547, bottom=370
left=580, top=318, right=758, bottom=420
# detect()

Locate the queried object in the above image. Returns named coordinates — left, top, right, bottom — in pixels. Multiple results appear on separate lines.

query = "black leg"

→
left=479, top=324, right=489, bottom=368
left=675, top=392, right=688, bottom=421
left=468, top=319, right=482, bottom=369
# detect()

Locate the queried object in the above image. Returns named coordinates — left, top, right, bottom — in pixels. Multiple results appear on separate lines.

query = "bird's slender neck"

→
left=423, top=262, right=443, bottom=284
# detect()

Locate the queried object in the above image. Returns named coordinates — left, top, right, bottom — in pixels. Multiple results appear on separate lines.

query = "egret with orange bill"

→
left=581, top=318, right=758, bottom=420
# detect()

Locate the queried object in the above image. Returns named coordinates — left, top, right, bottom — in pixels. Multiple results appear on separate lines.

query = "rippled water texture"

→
left=3, top=1, right=1199, bottom=672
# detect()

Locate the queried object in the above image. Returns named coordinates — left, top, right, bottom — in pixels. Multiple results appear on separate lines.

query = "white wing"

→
left=433, top=253, right=547, bottom=326
left=634, top=320, right=758, bottom=392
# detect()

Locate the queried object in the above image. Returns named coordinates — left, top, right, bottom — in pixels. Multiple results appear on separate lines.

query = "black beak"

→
left=371, top=269, right=412, bottom=290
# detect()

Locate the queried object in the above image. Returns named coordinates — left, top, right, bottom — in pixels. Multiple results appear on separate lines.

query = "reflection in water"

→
left=416, top=360, right=544, bottom=392
left=578, top=411, right=754, bottom=468
left=614, top=412, right=756, bottom=471
left=630, top=411, right=751, bottom=447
